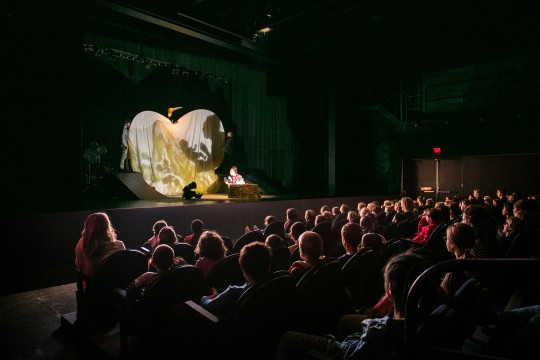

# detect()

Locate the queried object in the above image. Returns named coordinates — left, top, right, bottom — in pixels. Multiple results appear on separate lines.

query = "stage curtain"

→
left=129, top=110, right=224, bottom=195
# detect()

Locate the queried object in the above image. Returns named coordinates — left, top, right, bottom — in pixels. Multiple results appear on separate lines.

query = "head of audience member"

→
left=158, top=226, right=178, bottom=247
left=195, top=231, right=227, bottom=261
left=347, top=211, right=358, bottom=222
left=359, top=207, right=371, bottom=218
left=322, top=211, right=333, bottom=223
left=340, top=204, right=350, bottom=215
left=315, top=214, right=327, bottom=226
left=394, top=201, right=402, bottom=213
left=496, top=188, right=507, bottom=200
left=502, top=201, right=513, bottom=218
left=239, top=242, right=272, bottom=285
left=357, top=202, right=366, bottom=213
left=290, top=221, right=307, bottom=244
left=320, top=205, right=331, bottom=215
left=473, top=189, right=482, bottom=199
left=514, top=210, right=533, bottom=231
left=81, top=212, right=117, bottom=257
left=286, top=208, right=298, bottom=221
left=416, top=196, right=425, bottom=206
left=462, top=205, right=497, bottom=241
left=298, top=231, right=324, bottom=264
left=332, top=207, right=341, bottom=217
left=360, top=214, right=375, bottom=234
left=265, top=234, right=283, bottom=250
left=371, top=204, right=382, bottom=215
left=459, top=199, right=471, bottom=212
left=304, top=209, right=316, bottom=222
left=448, top=202, right=462, bottom=220
left=425, top=198, right=435, bottom=208
left=191, top=219, right=204, bottom=234
left=264, top=215, right=275, bottom=227
left=152, top=220, right=168, bottom=238
left=503, top=216, right=526, bottom=237
left=435, top=204, right=450, bottom=223
left=513, top=199, right=539, bottom=217
left=507, top=193, right=516, bottom=203
left=425, top=207, right=443, bottom=225
left=150, top=244, right=175, bottom=272
left=445, top=223, right=475, bottom=258
left=383, top=200, right=393, bottom=208
left=341, top=222, right=362, bottom=255
left=385, top=205, right=394, bottom=216
left=384, top=253, right=434, bottom=319
left=360, top=232, right=387, bottom=252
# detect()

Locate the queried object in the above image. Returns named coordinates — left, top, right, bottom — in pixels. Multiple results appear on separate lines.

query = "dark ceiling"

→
left=90, top=0, right=539, bottom=78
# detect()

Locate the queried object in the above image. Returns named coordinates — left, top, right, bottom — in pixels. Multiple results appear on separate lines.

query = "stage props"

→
left=128, top=110, right=225, bottom=195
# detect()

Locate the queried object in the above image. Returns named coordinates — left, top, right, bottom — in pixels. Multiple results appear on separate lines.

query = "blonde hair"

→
left=81, top=212, right=117, bottom=257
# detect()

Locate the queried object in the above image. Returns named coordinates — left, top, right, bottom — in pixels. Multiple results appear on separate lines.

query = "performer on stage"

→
left=224, top=166, right=245, bottom=185
left=183, top=181, right=203, bottom=199
left=119, top=119, right=131, bottom=172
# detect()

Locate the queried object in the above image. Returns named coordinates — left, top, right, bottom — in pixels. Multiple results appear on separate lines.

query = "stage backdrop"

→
left=129, top=109, right=224, bottom=195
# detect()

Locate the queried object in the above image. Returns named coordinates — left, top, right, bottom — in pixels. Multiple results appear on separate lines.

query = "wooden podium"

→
left=227, top=184, right=261, bottom=199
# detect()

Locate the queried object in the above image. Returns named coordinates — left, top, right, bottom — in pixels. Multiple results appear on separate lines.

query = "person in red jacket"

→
left=410, top=207, right=442, bottom=245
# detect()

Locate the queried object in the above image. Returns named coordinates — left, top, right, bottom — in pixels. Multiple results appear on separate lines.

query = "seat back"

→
left=312, top=221, right=334, bottom=256
left=221, top=236, right=234, bottom=254
left=383, top=222, right=398, bottom=240
left=205, top=253, right=245, bottom=292
left=295, top=259, right=347, bottom=335
left=289, top=246, right=301, bottom=264
left=79, top=249, right=148, bottom=329
left=136, top=265, right=206, bottom=335
left=231, top=271, right=296, bottom=359
left=231, top=230, right=264, bottom=254
left=263, top=221, right=285, bottom=238
left=172, top=242, right=196, bottom=265
left=271, top=247, right=292, bottom=272
left=364, top=241, right=404, bottom=305
left=424, top=222, right=450, bottom=260
left=305, top=218, right=316, bottom=230
left=342, top=249, right=378, bottom=309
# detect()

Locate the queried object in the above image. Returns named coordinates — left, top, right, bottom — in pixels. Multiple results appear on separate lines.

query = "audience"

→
left=338, top=223, right=363, bottom=266
left=185, top=219, right=204, bottom=247
left=126, top=244, right=174, bottom=298
left=288, top=231, right=324, bottom=280
left=265, top=234, right=283, bottom=250
left=143, top=219, right=167, bottom=253
left=194, top=231, right=227, bottom=277
left=201, top=242, right=272, bottom=322
left=75, top=212, right=126, bottom=288
left=287, top=221, right=306, bottom=254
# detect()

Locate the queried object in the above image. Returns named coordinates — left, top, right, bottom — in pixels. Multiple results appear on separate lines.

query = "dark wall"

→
left=2, top=1, right=82, bottom=214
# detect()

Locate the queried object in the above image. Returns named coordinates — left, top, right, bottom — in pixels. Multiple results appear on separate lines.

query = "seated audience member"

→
left=360, top=214, right=375, bottom=234
left=322, top=211, right=334, bottom=223
left=441, top=223, right=476, bottom=296
left=448, top=202, right=462, bottom=223
left=425, top=198, right=435, bottom=209
left=462, top=205, right=500, bottom=258
left=409, top=207, right=442, bottom=245
left=496, top=188, right=508, bottom=203
left=245, top=214, right=275, bottom=233
left=75, top=212, right=126, bottom=288
left=265, top=234, right=283, bottom=250
left=182, top=181, right=202, bottom=199
left=185, top=219, right=204, bottom=247
left=360, top=233, right=387, bottom=252
left=195, top=231, right=228, bottom=277
left=320, top=205, right=331, bottom=215
left=357, top=202, right=367, bottom=212
left=142, top=220, right=167, bottom=253
left=153, top=226, right=185, bottom=269
left=288, top=231, right=324, bottom=280
left=347, top=211, right=358, bottom=223
left=304, top=209, right=317, bottom=230
left=288, top=221, right=306, bottom=254
left=284, top=208, right=300, bottom=233
left=126, top=244, right=174, bottom=298
left=359, top=207, right=371, bottom=218
left=338, top=223, right=363, bottom=266
left=436, top=204, right=450, bottom=224
left=201, top=242, right=272, bottom=322
left=416, top=196, right=426, bottom=213
left=275, top=252, right=434, bottom=359
left=315, top=214, right=327, bottom=227
left=498, top=216, right=526, bottom=254
left=384, top=205, right=397, bottom=225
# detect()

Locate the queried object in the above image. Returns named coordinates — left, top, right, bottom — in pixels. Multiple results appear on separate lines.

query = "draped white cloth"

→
left=128, top=110, right=224, bottom=195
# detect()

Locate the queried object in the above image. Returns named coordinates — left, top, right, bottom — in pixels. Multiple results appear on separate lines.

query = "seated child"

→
left=126, top=244, right=174, bottom=298
left=288, top=231, right=324, bottom=280
left=194, top=231, right=227, bottom=277
left=201, top=242, right=272, bottom=322
left=275, top=252, right=434, bottom=360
